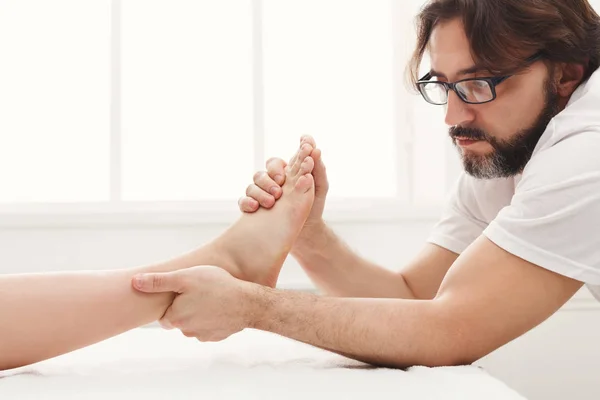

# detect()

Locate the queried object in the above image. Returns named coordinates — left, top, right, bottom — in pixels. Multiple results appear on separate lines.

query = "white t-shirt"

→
left=427, top=68, right=600, bottom=301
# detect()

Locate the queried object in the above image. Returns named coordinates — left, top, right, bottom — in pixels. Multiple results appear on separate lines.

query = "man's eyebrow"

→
left=429, top=64, right=488, bottom=79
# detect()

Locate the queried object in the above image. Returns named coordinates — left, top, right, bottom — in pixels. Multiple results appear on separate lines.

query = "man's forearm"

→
left=250, top=287, right=464, bottom=368
left=292, top=223, right=416, bottom=299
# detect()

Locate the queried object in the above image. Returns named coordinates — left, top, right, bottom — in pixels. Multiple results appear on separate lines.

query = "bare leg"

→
left=0, top=267, right=173, bottom=371
left=0, top=245, right=251, bottom=371
left=0, top=142, right=314, bottom=370
left=0, top=143, right=315, bottom=371
left=147, top=142, right=316, bottom=287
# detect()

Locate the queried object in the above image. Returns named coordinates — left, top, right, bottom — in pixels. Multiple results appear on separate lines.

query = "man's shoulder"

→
left=520, top=130, right=600, bottom=191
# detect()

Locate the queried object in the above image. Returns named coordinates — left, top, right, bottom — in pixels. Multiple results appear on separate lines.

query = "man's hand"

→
left=132, top=266, right=257, bottom=342
left=239, top=135, right=329, bottom=240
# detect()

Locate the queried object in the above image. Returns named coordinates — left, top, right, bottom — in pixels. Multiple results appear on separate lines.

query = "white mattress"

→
left=0, top=328, right=526, bottom=400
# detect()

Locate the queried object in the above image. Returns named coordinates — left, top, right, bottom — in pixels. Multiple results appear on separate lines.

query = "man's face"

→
left=428, top=19, right=560, bottom=179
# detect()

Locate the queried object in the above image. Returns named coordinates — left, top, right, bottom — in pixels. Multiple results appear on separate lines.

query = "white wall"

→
left=1, top=219, right=598, bottom=399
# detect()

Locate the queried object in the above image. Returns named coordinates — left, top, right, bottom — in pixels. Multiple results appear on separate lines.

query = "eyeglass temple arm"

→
left=418, top=72, right=432, bottom=82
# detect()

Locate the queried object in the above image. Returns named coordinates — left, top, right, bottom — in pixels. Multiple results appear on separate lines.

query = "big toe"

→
left=294, top=173, right=315, bottom=195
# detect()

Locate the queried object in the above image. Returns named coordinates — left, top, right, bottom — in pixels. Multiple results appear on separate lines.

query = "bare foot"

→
left=207, top=143, right=316, bottom=287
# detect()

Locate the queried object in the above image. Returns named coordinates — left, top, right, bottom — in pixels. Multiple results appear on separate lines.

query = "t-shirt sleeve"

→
left=483, top=135, right=600, bottom=284
left=427, top=173, right=488, bottom=255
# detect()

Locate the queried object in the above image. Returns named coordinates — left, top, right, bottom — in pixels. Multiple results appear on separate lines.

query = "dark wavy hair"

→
left=407, top=0, right=600, bottom=90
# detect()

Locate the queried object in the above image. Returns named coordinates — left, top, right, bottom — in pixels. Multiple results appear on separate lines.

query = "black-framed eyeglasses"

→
left=417, top=53, right=544, bottom=105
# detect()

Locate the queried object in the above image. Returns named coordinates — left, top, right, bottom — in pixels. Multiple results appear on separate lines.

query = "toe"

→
left=287, top=141, right=305, bottom=167
left=287, top=147, right=300, bottom=167
left=299, top=156, right=315, bottom=175
left=290, top=144, right=313, bottom=176
left=301, top=135, right=316, bottom=148
left=294, top=173, right=315, bottom=194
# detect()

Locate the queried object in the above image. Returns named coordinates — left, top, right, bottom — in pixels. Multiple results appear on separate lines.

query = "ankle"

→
left=200, top=240, right=243, bottom=280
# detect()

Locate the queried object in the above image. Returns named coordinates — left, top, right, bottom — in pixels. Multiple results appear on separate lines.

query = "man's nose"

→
left=444, top=91, right=475, bottom=127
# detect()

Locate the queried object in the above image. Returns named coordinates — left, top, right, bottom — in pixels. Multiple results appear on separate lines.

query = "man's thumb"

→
left=132, top=271, right=184, bottom=293
left=312, top=151, right=328, bottom=195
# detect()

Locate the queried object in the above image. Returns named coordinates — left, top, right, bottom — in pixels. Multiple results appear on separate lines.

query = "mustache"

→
left=449, top=126, right=488, bottom=141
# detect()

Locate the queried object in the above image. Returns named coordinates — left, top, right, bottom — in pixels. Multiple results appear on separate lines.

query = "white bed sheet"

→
left=0, top=328, right=526, bottom=400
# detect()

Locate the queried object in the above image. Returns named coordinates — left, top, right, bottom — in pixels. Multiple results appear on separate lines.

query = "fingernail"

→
left=133, top=275, right=143, bottom=288
left=270, top=187, right=279, bottom=196
left=274, top=174, right=283, bottom=184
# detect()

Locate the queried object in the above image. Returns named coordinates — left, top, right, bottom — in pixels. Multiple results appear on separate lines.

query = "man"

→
left=133, top=0, right=600, bottom=368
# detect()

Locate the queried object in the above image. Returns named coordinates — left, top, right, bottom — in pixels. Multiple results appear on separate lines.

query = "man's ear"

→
left=555, top=62, right=586, bottom=97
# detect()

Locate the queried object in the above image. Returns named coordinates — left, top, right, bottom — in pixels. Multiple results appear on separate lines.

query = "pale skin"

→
left=133, top=18, right=586, bottom=367
left=0, top=143, right=316, bottom=372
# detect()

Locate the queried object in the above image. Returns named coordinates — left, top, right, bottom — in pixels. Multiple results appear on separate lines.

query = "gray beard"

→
left=452, top=79, right=560, bottom=179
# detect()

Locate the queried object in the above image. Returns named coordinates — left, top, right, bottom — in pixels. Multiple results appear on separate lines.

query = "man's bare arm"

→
left=250, top=235, right=582, bottom=367
left=293, top=223, right=458, bottom=300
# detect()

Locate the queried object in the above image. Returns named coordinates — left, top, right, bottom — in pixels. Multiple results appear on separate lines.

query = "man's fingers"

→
left=245, top=184, right=276, bottom=208
left=158, top=317, right=175, bottom=330
left=132, top=271, right=185, bottom=293
left=238, top=197, right=260, bottom=213
left=310, top=147, right=322, bottom=163
left=159, top=305, right=180, bottom=330
left=195, top=332, right=230, bottom=343
left=312, top=150, right=329, bottom=195
left=253, top=171, right=282, bottom=199
left=265, top=158, right=287, bottom=186
left=303, top=138, right=327, bottom=194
